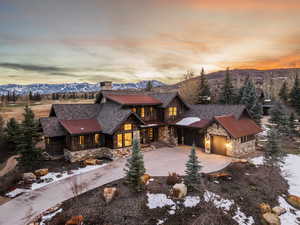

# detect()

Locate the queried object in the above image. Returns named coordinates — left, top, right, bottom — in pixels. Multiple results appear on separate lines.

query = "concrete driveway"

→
left=0, top=146, right=232, bottom=225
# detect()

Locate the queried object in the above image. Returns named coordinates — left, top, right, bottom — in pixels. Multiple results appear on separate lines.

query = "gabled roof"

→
left=185, top=104, right=246, bottom=120
left=215, top=115, right=262, bottom=138
left=60, top=119, right=102, bottom=135
left=50, top=104, right=100, bottom=120
left=148, top=92, right=189, bottom=109
left=96, top=101, right=144, bottom=135
left=40, top=117, right=66, bottom=137
left=105, top=94, right=162, bottom=106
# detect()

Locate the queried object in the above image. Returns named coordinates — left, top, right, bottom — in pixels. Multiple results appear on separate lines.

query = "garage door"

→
left=211, top=135, right=227, bottom=155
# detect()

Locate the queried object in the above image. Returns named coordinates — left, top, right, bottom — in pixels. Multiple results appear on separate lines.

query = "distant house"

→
left=40, top=81, right=262, bottom=162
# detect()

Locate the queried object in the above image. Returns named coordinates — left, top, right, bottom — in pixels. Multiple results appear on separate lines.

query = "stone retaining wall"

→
left=64, top=147, right=113, bottom=163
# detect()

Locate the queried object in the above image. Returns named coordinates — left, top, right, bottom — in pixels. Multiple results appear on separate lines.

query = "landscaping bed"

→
left=41, top=161, right=288, bottom=225
left=1, top=158, right=111, bottom=197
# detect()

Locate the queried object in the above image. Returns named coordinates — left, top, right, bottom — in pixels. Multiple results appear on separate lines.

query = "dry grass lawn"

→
left=0, top=99, right=94, bottom=122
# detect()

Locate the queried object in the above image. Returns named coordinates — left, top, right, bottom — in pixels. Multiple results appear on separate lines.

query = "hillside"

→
left=161, top=68, right=300, bottom=103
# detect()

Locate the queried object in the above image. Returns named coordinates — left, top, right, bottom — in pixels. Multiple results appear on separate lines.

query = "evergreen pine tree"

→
left=289, top=112, right=298, bottom=137
left=0, top=114, right=4, bottom=140
left=197, top=68, right=211, bottom=104
left=146, top=81, right=153, bottom=91
left=184, top=145, right=202, bottom=186
left=290, top=74, right=300, bottom=113
left=264, top=127, right=283, bottom=166
left=219, top=68, right=236, bottom=104
left=4, top=118, right=20, bottom=151
left=17, top=105, right=42, bottom=169
left=269, top=102, right=289, bottom=136
left=29, top=91, right=33, bottom=101
left=279, top=81, right=288, bottom=102
left=239, top=79, right=262, bottom=124
left=124, top=139, right=146, bottom=191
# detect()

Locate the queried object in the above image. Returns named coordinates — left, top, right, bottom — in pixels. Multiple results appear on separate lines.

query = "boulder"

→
left=171, top=183, right=187, bottom=199
left=83, top=159, right=98, bottom=165
left=287, top=195, right=300, bottom=209
left=166, top=172, right=181, bottom=185
left=103, top=187, right=118, bottom=203
left=140, top=174, right=151, bottom=185
left=259, top=203, right=272, bottom=214
left=22, top=173, right=37, bottom=183
left=272, top=206, right=286, bottom=216
left=261, top=213, right=281, bottom=225
left=65, top=215, right=84, bottom=225
left=34, top=168, right=48, bottom=177
left=208, top=172, right=232, bottom=180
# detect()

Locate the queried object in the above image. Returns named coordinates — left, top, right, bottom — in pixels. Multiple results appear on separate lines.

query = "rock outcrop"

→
left=34, top=168, right=48, bottom=177
left=171, top=183, right=187, bottom=199
left=103, top=187, right=118, bottom=203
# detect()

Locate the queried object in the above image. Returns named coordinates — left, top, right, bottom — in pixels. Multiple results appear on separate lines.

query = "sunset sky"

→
left=0, top=0, right=300, bottom=84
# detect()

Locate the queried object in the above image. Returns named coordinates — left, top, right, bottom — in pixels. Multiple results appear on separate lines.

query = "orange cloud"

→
left=160, top=0, right=300, bottom=11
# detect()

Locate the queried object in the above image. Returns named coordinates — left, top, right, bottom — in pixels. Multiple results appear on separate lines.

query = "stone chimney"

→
left=100, top=81, right=112, bottom=91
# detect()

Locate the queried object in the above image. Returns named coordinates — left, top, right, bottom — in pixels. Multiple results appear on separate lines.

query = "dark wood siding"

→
left=126, top=106, right=158, bottom=122
left=65, top=132, right=105, bottom=151
left=46, top=136, right=65, bottom=154
left=164, top=96, right=187, bottom=122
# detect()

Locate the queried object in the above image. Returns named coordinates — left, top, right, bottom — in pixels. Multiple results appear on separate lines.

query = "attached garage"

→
left=211, top=135, right=227, bottom=156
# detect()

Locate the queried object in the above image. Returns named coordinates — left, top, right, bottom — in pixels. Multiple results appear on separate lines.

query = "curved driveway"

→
left=0, top=146, right=232, bottom=225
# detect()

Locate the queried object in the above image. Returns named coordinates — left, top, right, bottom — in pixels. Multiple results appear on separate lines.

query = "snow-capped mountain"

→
left=0, top=80, right=165, bottom=96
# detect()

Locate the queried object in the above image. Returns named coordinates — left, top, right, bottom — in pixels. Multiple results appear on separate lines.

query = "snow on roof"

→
left=176, top=117, right=201, bottom=126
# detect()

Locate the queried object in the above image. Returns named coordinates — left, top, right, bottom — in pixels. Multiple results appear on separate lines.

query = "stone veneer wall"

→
left=64, top=147, right=113, bottom=163
left=158, top=126, right=178, bottom=146
left=206, top=123, right=256, bottom=157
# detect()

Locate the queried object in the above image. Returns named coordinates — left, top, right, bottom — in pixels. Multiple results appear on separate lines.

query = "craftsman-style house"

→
left=40, top=81, right=262, bottom=162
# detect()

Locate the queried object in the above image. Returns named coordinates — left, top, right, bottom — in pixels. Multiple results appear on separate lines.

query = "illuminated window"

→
left=150, top=107, right=153, bottom=113
left=140, top=107, right=145, bottom=118
left=117, top=134, right=123, bottom=148
left=131, top=107, right=136, bottom=113
left=168, top=107, right=177, bottom=116
left=124, top=132, right=133, bottom=147
left=95, top=134, right=100, bottom=144
left=149, top=128, right=153, bottom=141
left=79, top=136, right=85, bottom=145
left=124, top=123, right=132, bottom=131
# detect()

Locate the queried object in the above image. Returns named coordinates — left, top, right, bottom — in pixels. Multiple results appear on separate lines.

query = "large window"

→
left=124, top=123, right=132, bottom=131
left=79, top=136, right=85, bottom=145
left=140, top=107, right=145, bottom=118
left=95, top=134, right=101, bottom=144
left=117, top=134, right=123, bottom=148
left=168, top=107, right=177, bottom=116
left=124, top=133, right=133, bottom=147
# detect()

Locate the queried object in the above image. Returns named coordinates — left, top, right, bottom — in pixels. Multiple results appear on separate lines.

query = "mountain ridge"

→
left=0, top=80, right=165, bottom=96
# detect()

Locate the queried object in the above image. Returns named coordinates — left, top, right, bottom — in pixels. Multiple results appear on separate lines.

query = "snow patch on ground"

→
left=5, top=188, right=28, bottom=198
left=183, top=196, right=201, bottom=207
left=147, top=192, right=253, bottom=225
left=6, top=164, right=107, bottom=198
left=278, top=196, right=300, bottom=225
left=249, top=156, right=264, bottom=166
left=251, top=154, right=300, bottom=225
left=146, top=193, right=175, bottom=209
left=39, top=208, right=63, bottom=225
left=204, top=191, right=254, bottom=225
left=176, top=117, right=200, bottom=126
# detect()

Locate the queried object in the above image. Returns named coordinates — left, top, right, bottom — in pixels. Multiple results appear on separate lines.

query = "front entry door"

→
left=211, top=135, right=227, bottom=155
